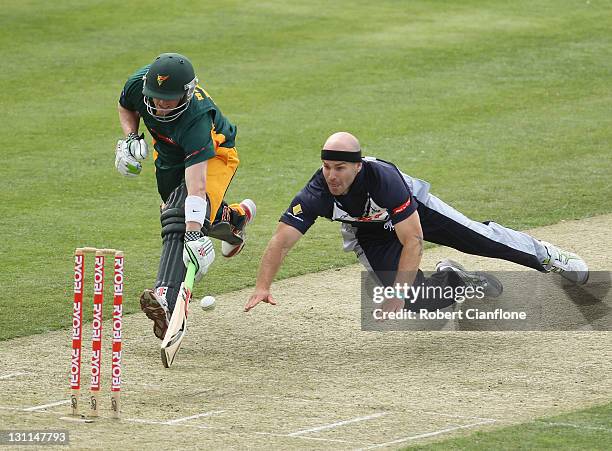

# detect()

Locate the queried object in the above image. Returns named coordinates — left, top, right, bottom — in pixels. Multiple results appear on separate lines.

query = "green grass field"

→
left=406, top=402, right=612, bottom=450
left=0, top=0, right=610, bottom=447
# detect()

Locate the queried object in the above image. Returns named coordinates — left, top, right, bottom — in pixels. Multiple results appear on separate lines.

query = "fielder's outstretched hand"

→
left=382, top=297, right=405, bottom=314
left=373, top=297, right=406, bottom=322
left=244, top=290, right=277, bottom=312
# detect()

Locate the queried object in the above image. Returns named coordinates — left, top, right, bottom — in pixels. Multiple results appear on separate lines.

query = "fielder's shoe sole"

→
left=222, top=199, right=256, bottom=258
left=139, top=289, right=169, bottom=340
left=436, top=259, right=503, bottom=298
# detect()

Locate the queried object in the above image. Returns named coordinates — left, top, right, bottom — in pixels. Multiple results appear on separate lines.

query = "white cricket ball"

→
left=200, top=295, right=216, bottom=310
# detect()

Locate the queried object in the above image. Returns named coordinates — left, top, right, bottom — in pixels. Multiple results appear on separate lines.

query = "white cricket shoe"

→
left=540, top=241, right=589, bottom=285
left=436, top=259, right=503, bottom=299
left=221, top=199, right=256, bottom=258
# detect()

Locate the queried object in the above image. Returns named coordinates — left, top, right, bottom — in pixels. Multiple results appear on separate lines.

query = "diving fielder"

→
left=244, top=132, right=588, bottom=313
left=115, top=53, right=255, bottom=339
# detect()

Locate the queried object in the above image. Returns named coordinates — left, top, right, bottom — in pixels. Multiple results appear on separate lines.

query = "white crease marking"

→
left=288, top=412, right=387, bottom=436
left=23, top=400, right=71, bottom=411
left=356, top=419, right=497, bottom=450
left=0, top=372, right=28, bottom=380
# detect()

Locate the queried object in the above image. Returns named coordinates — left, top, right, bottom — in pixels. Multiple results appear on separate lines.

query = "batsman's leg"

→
left=142, top=145, right=255, bottom=340
left=209, top=199, right=256, bottom=257
left=203, top=145, right=257, bottom=257
left=141, top=183, right=194, bottom=339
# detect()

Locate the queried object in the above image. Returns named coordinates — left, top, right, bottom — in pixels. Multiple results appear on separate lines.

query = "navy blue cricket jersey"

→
left=280, top=157, right=417, bottom=240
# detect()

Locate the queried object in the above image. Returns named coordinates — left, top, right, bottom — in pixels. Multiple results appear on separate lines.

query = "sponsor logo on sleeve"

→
left=392, top=198, right=411, bottom=215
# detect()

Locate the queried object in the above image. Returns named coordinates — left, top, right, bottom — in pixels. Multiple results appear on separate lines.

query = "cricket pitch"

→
left=0, top=215, right=610, bottom=449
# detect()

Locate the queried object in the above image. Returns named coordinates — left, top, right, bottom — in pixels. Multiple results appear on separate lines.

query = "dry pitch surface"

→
left=1, top=215, right=611, bottom=449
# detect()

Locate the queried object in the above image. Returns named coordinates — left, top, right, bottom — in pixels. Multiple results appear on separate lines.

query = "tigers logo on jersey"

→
left=157, top=74, right=170, bottom=86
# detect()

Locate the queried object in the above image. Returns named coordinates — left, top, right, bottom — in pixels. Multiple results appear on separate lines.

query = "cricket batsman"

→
left=115, top=53, right=255, bottom=339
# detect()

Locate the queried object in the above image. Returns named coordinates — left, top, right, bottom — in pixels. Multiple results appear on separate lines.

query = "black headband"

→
left=321, top=149, right=362, bottom=162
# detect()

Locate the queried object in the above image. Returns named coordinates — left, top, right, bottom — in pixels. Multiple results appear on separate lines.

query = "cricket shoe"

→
left=139, top=289, right=170, bottom=340
left=221, top=199, right=256, bottom=258
left=436, top=259, right=503, bottom=299
left=540, top=241, right=589, bottom=285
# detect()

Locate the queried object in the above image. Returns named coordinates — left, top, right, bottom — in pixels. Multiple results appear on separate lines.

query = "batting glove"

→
left=115, top=140, right=142, bottom=177
left=183, top=231, right=215, bottom=283
left=123, top=132, right=149, bottom=160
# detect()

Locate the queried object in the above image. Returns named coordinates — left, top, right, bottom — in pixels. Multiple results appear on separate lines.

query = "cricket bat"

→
left=160, top=262, right=196, bottom=368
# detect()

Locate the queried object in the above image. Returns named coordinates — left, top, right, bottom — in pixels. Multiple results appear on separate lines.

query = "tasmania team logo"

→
left=157, top=74, right=170, bottom=86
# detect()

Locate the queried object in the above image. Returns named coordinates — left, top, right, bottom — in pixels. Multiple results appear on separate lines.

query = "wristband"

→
left=185, top=231, right=203, bottom=242
left=185, top=195, right=207, bottom=226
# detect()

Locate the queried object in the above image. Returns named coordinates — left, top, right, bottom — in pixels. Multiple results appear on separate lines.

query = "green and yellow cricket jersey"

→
left=119, top=65, right=237, bottom=170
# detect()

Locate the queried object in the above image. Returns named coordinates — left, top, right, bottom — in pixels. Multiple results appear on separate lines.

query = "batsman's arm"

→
left=244, top=222, right=303, bottom=312
left=182, top=161, right=215, bottom=283
left=117, top=103, right=140, bottom=135
left=184, top=161, right=208, bottom=231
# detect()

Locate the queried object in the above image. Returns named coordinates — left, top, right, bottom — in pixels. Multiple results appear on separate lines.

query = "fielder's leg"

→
left=416, top=194, right=589, bottom=284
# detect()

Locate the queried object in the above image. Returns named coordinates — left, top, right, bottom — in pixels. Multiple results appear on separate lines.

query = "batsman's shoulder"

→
left=124, top=65, right=149, bottom=87
left=121, top=65, right=149, bottom=105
